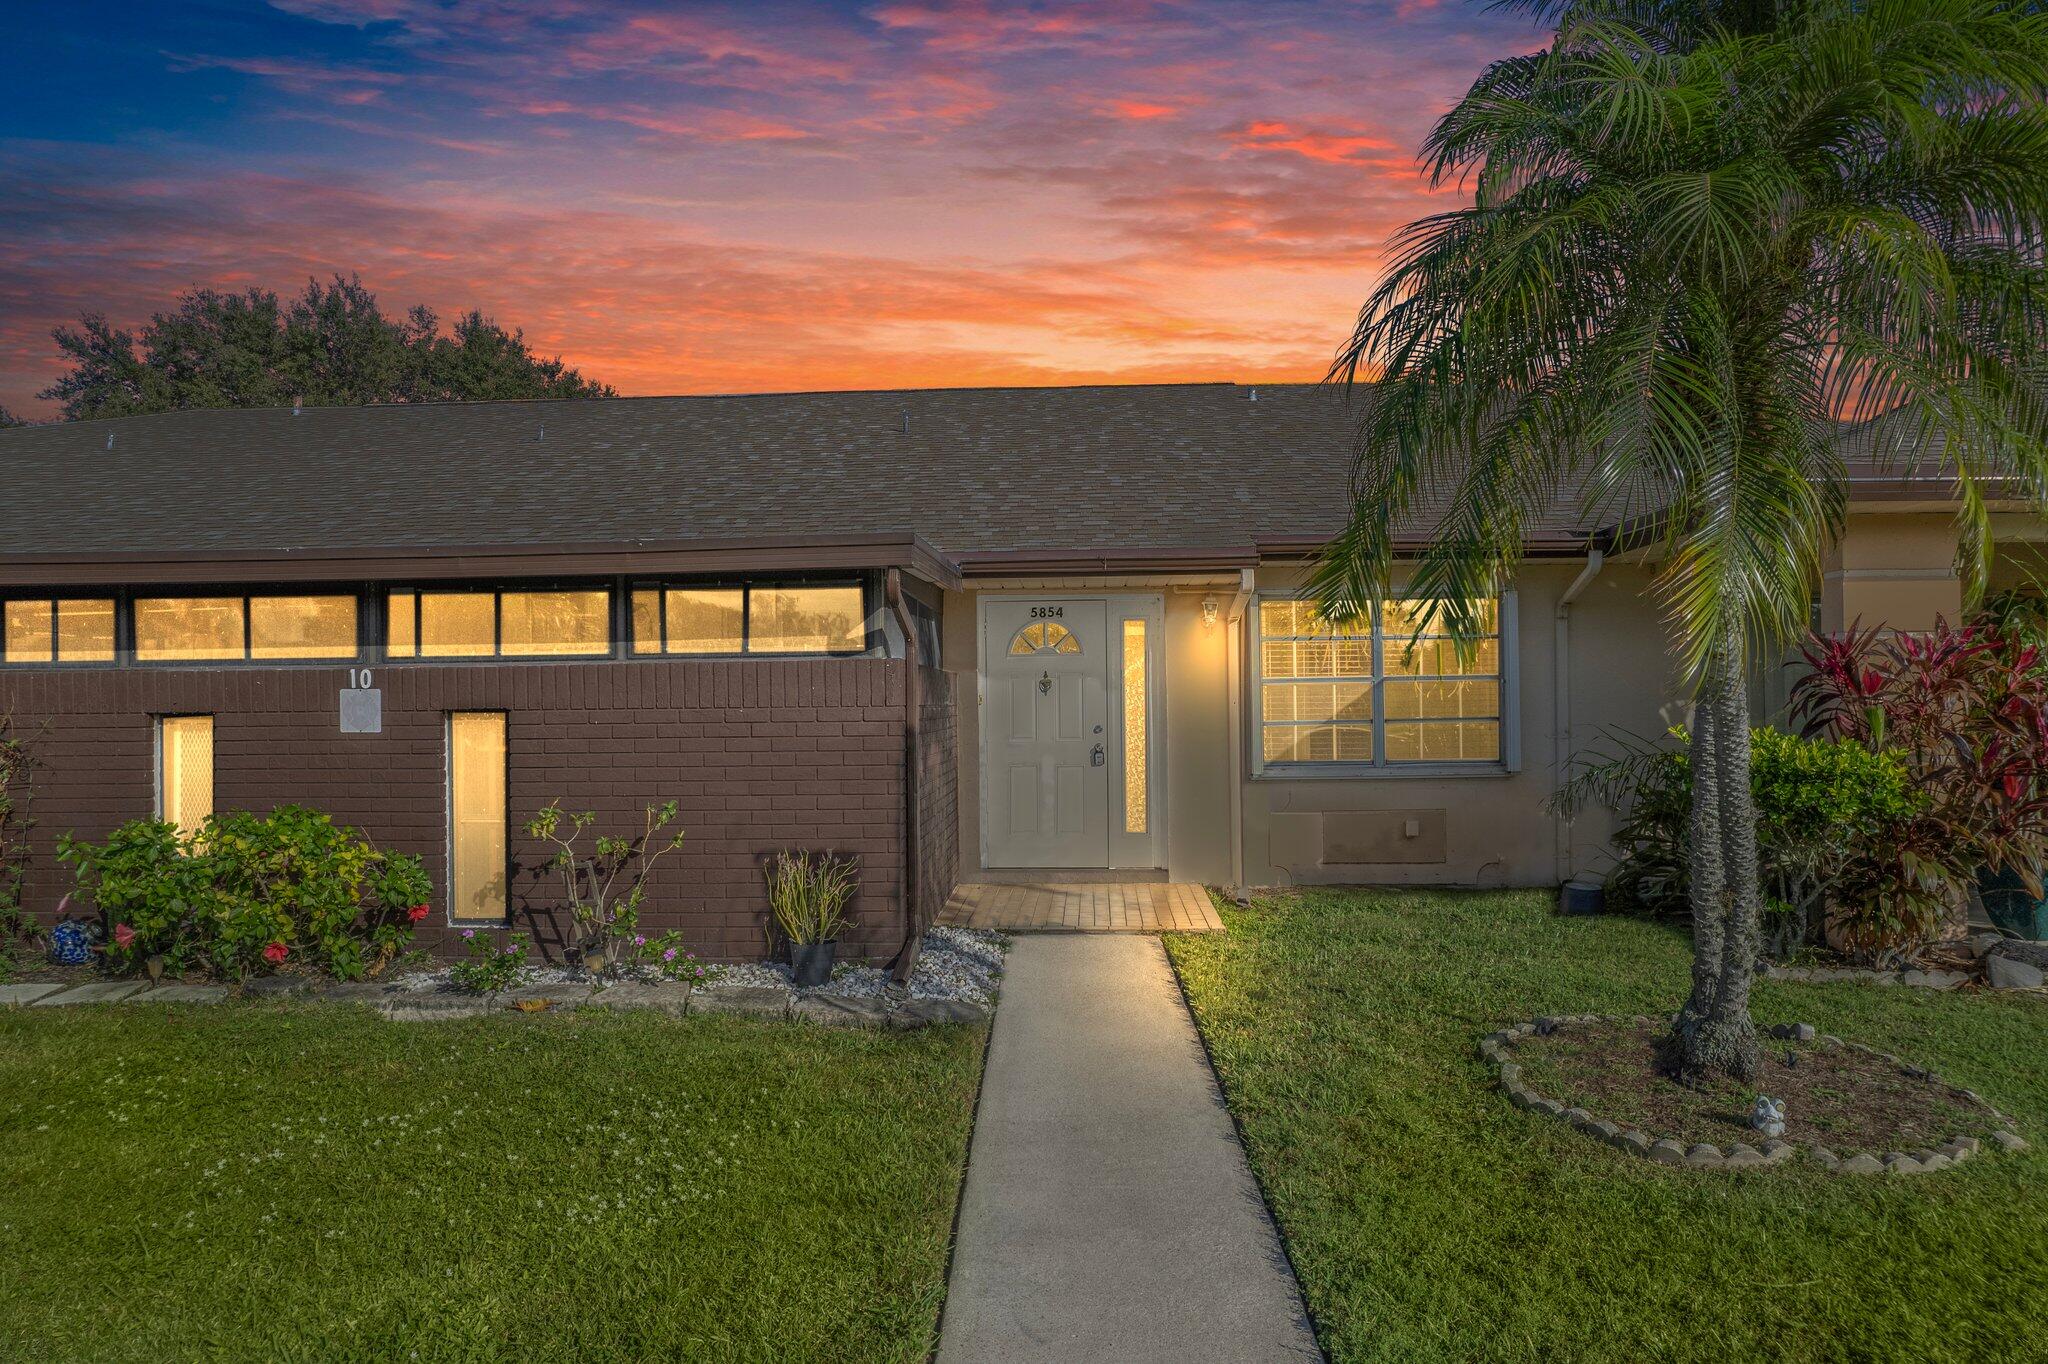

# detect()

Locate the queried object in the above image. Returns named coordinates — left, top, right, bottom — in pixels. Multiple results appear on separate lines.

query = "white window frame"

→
left=1249, top=589, right=1520, bottom=779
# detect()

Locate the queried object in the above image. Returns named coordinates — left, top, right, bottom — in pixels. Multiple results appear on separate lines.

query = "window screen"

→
left=159, top=716, right=214, bottom=836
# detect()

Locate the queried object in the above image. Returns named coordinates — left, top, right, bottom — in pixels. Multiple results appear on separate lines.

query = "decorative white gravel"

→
left=700, top=925, right=1007, bottom=1005
left=388, top=926, right=1006, bottom=1004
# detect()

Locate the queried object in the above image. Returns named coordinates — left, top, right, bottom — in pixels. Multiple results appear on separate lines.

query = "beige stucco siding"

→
left=940, top=563, right=1687, bottom=889
left=1237, top=561, right=1685, bottom=888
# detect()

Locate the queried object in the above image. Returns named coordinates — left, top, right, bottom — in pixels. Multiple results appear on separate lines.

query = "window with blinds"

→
left=1256, top=596, right=1506, bottom=770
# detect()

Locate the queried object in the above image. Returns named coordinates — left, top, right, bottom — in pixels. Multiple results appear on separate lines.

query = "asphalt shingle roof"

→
left=0, top=383, right=1497, bottom=560
left=0, top=382, right=1955, bottom=566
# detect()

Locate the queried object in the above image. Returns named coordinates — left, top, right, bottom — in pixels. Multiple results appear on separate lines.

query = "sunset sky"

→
left=1, top=0, right=1537, bottom=419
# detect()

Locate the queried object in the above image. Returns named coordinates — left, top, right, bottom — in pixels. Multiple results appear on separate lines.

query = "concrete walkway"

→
left=938, top=935, right=1321, bottom=1363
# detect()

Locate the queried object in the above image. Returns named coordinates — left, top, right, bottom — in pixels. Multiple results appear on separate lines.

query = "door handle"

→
left=1091, top=743, right=1105, bottom=767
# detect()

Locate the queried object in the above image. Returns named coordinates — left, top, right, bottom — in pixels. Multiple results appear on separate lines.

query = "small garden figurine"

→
left=1750, top=1095, right=1787, bottom=1140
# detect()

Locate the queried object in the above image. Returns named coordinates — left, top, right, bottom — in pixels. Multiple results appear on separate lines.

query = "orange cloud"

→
left=1101, top=98, right=1178, bottom=120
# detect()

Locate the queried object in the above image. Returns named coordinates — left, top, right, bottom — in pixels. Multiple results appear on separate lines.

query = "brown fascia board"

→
left=0, top=531, right=965, bottom=593
left=953, top=545, right=1261, bottom=577
left=1252, top=533, right=1602, bottom=561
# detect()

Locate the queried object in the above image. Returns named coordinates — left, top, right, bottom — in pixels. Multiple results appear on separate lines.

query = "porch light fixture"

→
left=1201, top=598, right=1220, bottom=631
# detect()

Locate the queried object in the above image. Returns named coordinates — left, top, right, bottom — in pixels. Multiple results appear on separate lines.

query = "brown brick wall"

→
left=916, top=665, right=960, bottom=931
left=0, top=658, right=910, bottom=963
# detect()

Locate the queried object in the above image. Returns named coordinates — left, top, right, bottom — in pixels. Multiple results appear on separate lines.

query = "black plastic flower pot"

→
left=788, top=940, right=838, bottom=989
left=1977, top=865, right=2048, bottom=940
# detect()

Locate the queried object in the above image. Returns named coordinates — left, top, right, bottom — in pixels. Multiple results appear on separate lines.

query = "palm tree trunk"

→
left=1670, top=624, right=1762, bottom=1082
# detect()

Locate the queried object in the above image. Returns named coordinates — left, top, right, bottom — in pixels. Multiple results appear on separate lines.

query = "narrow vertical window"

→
left=158, top=716, right=214, bottom=837
left=388, top=593, right=416, bottom=657
left=449, top=712, right=507, bottom=922
left=1122, top=618, right=1148, bottom=834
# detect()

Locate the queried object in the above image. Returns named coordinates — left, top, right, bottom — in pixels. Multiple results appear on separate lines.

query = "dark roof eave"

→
left=953, top=546, right=1261, bottom=577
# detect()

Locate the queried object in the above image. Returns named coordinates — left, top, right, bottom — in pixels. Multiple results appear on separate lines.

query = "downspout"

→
left=1224, top=569, right=1254, bottom=895
left=1554, top=548, right=1605, bottom=885
left=885, top=569, right=923, bottom=984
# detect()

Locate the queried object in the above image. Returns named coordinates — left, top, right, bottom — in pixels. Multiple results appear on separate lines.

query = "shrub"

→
left=449, top=929, right=529, bottom=994
left=1793, top=615, right=2048, bottom=944
left=1556, top=727, right=1922, bottom=957
left=59, top=806, right=431, bottom=981
left=764, top=850, right=857, bottom=947
left=524, top=799, right=686, bottom=974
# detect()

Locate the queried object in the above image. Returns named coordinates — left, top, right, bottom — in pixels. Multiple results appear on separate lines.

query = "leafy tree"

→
left=38, top=274, right=614, bottom=421
left=1315, top=0, right=2048, bottom=1080
left=0, top=406, right=26, bottom=428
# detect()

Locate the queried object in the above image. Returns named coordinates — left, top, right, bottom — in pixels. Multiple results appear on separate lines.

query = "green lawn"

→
left=0, top=1003, right=987, bottom=1364
left=1166, top=889, right=2048, bottom=1364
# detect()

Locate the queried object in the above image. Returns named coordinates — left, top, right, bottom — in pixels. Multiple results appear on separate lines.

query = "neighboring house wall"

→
left=0, top=659, right=912, bottom=962
left=1822, top=512, right=1963, bottom=632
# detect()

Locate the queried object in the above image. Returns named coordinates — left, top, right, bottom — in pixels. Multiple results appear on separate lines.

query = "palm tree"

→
left=1313, top=0, right=2048, bottom=1081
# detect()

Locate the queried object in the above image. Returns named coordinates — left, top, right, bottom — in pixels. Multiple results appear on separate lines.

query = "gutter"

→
left=885, top=569, right=924, bottom=984
left=1553, top=548, right=1605, bottom=885
left=1223, top=569, right=1254, bottom=895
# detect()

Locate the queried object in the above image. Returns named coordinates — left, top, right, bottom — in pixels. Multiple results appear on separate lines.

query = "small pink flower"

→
left=112, top=923, right=136, bottom=949
left=662, top=947, right=677, bottom=962
left=407, top=904, right=431, bottom=923
left=461, top=929, right=476, bottom=940
left=633, top=935, right=646, bottom=947
left=262, top=941, right=289, bottom=965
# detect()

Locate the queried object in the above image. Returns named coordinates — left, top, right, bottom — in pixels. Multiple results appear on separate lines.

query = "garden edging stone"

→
left=32, top=982, right=145, bottom=1006
left=1481, top=1014, right=2023, bottom=1175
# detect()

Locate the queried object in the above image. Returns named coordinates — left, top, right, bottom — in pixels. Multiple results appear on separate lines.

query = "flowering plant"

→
left=61, top=805, right=432, bottom=981
left=524, top=799, right=687, bottom=974
left=448, top=929, right=530, bottom=994
left=634, top=930, right=720, bottom=984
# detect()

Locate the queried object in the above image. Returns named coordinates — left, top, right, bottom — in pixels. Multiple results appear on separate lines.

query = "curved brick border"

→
left=1480, top=1014, right=2029, bottom=1174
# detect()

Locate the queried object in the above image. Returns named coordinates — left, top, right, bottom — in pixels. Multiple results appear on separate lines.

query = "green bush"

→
left=58, top=806, right=432, bottom=981
left=1557, top=727, right=1921, bottom=955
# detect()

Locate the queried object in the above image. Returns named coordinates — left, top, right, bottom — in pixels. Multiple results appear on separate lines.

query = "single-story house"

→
left=0, top=383, right=2029, bottom=963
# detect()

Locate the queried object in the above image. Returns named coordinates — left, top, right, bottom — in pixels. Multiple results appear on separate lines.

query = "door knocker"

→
left=1037, top=670, right=1054, bottom=695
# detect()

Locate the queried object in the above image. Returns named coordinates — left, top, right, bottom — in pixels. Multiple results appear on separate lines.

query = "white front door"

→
left=984, top=599, right=1110, bottom=867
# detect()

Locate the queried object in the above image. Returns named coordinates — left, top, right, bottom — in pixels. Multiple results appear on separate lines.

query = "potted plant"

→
left=765, top=850, right=856, bottom=988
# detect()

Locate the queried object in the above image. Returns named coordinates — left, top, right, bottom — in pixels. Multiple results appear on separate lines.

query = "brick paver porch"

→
left=939, top=882, right=1224, bottom=933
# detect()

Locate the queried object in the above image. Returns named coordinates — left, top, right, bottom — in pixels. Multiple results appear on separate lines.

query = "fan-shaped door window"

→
left=1008, top=621, right=1082, bottom=655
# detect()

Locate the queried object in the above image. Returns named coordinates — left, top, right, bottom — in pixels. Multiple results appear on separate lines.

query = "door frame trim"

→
left=976, top=591, right=1166, bottom=872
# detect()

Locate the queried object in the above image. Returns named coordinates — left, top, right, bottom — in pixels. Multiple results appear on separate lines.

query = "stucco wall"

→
left=1237, top=561, right=1685, bottom=889
left=940, top=564, right=1687, bottom=890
